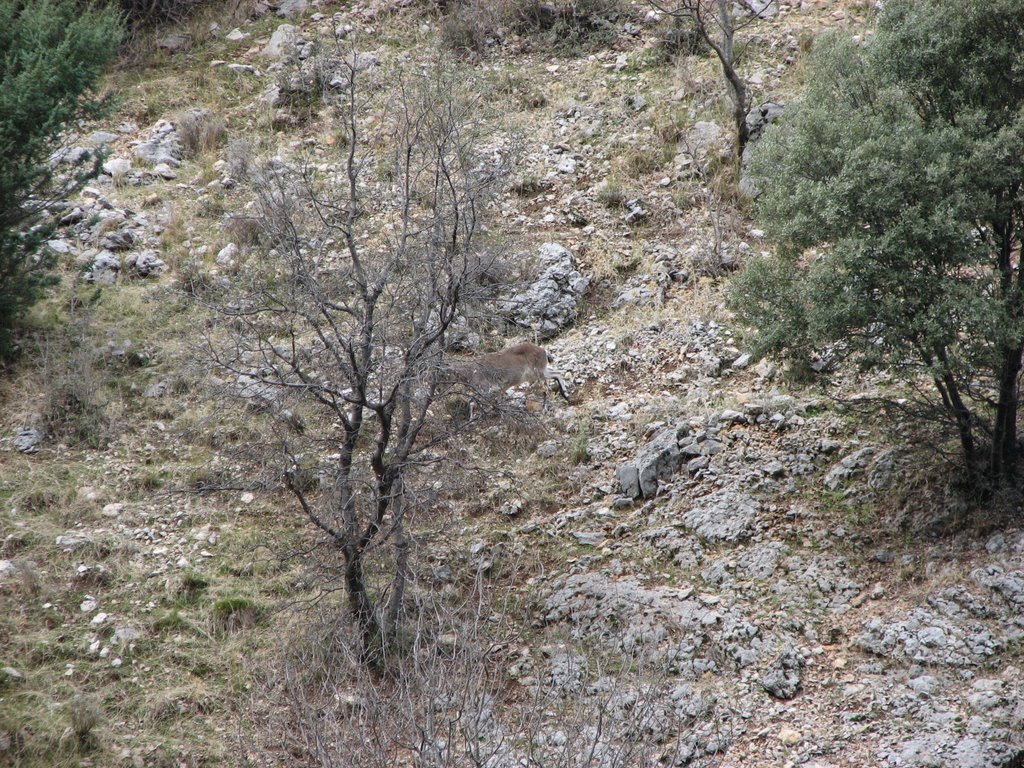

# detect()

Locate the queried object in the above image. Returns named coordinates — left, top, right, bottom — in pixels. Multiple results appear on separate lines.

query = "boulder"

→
left=83, top=251, right=120, bottom=284
left=759, top=645, right=804, bottom=700
left=13, top=427, right=44, bottom=453
left=124, top=250, right=167, bottom=277
left=102, top=157, right=131, bottom=177
left=745, top=101, right=784, bottom=145
left=276, top=0, right=307, bottom=17
left=134, top=121, right=182, bottom=167
left=263, top=24, right=298, bottom=59
left=617, top=424, right=687, bottom=498
left=506, top=243, right=590, bottom=338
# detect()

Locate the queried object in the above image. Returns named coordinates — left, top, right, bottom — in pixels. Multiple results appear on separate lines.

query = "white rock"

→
left=226, top=27, right=248, bottom=41
left=102, top=157, right=132, bottom=177
left=2, top=666, right=24, bottom=681
left=152, top=163, right=177, bottom=179
left=277, top=0, right=307, bottom=17
left=263, top=24, right=298, bottom=59
left=556, top=156, right=577, bottom=174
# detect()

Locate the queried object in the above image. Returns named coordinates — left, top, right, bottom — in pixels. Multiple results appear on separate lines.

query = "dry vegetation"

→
left=1, top=2, right=976, bottom=767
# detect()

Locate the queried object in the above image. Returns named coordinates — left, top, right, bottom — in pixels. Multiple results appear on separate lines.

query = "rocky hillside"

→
left=2, top=1, right=1023, bottom=766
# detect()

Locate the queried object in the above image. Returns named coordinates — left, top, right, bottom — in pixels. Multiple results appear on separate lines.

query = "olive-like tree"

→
left=0, top=0, right=122, bottom=358
left=731, top=0, right=1024, bottom=492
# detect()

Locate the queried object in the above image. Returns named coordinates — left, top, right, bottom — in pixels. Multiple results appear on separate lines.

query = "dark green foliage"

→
left=732, top=0, right=1024, bottom=490
left=0, top=0, right=122, bottom=358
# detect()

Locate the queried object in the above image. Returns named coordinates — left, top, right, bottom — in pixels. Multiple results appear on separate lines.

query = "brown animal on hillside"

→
left=452, top=343, right=570, bottom=417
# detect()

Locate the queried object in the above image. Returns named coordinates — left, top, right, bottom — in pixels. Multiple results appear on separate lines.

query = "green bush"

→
left=0, top=0, right=121, bottom=359
left=732, top=0, right=1024, bottom=492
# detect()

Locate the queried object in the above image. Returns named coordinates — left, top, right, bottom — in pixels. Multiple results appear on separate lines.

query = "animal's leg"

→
left=545, top=366, right=571, bottom=401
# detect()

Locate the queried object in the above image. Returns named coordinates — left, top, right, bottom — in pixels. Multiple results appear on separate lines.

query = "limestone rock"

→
left=506, top=243, right=590, bottom=338
left=760, top=645, right=804, bottom=700
left=124, top=250, right=167, bottom=277
left=134, top=121, right=183, bottom=167
left=681, top=490, right=759, bottom=543
left=263, top=24, right=298, bottom=59
left=83, top=251, right=121, bottom=284
left=617, top=423, right=686, bottom=499
left=13, top=427, right=44, bottom=453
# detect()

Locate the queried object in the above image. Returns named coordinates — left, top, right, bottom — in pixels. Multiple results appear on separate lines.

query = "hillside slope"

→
left=2, top=1, right=1023, bottom=767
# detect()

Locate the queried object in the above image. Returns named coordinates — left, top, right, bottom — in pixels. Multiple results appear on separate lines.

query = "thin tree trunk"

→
left=991, top=342, right=1023, bottom=485
left=345, top=549, right=382, bottom=668
left=933, top=359, right=979, bottom=486
left=383, top=499, right=410, bottom=640
left=990, top=218, right=1022, bottom=488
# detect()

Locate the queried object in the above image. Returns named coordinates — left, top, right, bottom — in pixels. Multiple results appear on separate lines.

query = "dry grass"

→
left=178, top=108, right=226, bottom=159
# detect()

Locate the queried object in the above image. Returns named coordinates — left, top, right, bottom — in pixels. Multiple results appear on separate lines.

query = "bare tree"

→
left=245, top=572, right=728, bottom=768
left=206, top=58, right=514, bottom=668
left=652, top=0, right=774, bottom=159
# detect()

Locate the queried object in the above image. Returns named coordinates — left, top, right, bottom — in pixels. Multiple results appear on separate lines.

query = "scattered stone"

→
left=625, top=94, right=647, bottom=112
left=134, top=121, right=183, bottom=167
left=1, top=667, right=24, bottom=683
left=623, top=198, right=648, bottom=224
left=83, top=251, right=121, bottom=284
left=101, top=503, right=125, bottom=518
left=216, top=242, right=239, bottom=266
left=263, top=24, right=298, bottom=59
left=617, top=423, right=685, bottom=498
left=51, top=146, right=92, bottom=167
left=151, top=163, right=177, bottom=179
left=13, top=427, right=44, bottom=453
left=89, top=131, right=120, bottom=147
left=124, top=250, right=167, bottom=278
left=856, top=608, right=1001, bottom=667
left=556, top=156, right=577, bottom=174
left=745, top=101, right=784, bottom=145
left=731, top=353, right=751, bottom=369
left=102, top=157, right=131, bottom=177
left=760, top=645, right=804, bottom=699
left=573, top=531, right=603, bottom=547
left=823, top=447, right=875, bottom=490
left=101, top=229, right=135, bottom=251
left=276, top=0, right=307, bottom=17
left=157, top=33, right=189, bottom=53
left=778, top=728, right=802, bottom=746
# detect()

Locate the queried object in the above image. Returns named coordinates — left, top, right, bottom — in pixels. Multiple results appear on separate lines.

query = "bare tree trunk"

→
left=383, top=496, right=411, bottom=640
left=714, top=0, right=751, bottom=160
